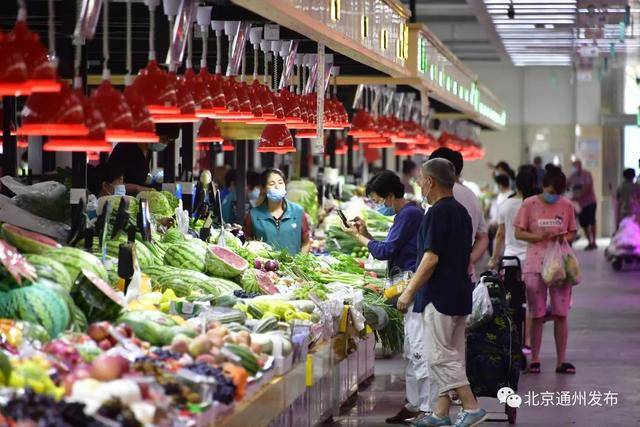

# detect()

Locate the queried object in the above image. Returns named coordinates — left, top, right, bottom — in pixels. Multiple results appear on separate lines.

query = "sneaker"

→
left=452, top=409, right=488, bottom=427
left=386, top=406, right=422, bottom=424
left=413, top=413, right=452, bottom=427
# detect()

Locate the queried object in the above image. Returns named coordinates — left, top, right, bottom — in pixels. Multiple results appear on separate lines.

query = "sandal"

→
left=527, top=362, right=541, bottom=374
left=556, top=362, right=576, bottom=374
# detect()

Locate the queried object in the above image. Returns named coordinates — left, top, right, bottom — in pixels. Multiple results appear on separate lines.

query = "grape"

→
left=185, top=363, right=236, bottom=404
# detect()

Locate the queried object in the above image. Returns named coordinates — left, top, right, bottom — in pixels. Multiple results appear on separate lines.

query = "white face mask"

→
left=113, top=184, right=126, bottom=196
left=248, top=187, right=261, bottom=207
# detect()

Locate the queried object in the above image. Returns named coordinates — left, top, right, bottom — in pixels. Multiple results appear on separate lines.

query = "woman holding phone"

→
left=514, top=166, right=578, bottom=375
left=346, top=170, right=431, bottom=424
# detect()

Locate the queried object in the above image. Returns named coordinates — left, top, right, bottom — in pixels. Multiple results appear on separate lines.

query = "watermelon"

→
left=155, top=269, right=224, bottom=297
left=164, top=241, right=207, bottom=272
left=240, top=268, right=278, bottom=294
left=117, top=310, right=195, bottom=346
left=23, top=254, right=73, bottom=290
left=0, top=281, right=71, bottom=338
left=162, top=228, right=185, bottom=244
left=205, top=245, right=249, bottom=279
left=43, top=247, right=109, bottom=284
left=1, top=223, right=62, bottom=254
left=210, top=229, right=242, bottom=250
left=70, top=270, right=124, bottom=323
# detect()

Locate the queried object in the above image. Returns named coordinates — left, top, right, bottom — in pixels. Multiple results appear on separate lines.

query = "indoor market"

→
left=0, top=0, right=637, bottom=426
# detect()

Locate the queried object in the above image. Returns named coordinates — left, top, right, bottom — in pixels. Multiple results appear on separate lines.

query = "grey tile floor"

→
left=327, top=240, right=640, bottom=426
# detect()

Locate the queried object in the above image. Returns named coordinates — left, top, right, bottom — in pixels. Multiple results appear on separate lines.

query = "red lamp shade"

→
left=196, top=143, right=210, bottom=151
left=295, top=129, right=318, bottom=139
left=90, top=80, right=137, bottom=142
left=87, top=152, right=100, bottom=161
left=123, top=86, right=160, bottom=143
left=279, top=89, right=303, bottom=126
left=245, top=82, right=264, bottom=123
left=352, top=141, right=360, bottom=151
left=18, top=81, right=88, bottom=137
left=347, top=110, right=378, bottom=138
left=222, top=139, right=235, bottom=152
left=16, top=135, right=28, bottom=148
left=394, top=142, right=415, bottom=156
left=45, top=89, right=112, bottom=152
left=132, top=60, right=180, bottom=116
left=358, top=136, right=387, bottom=144
left=10, top=21, right=60, bottom=94
left=255, top=82, right=275, bottom=119
left=0, top=32, right=29, bottom=96
left=257, top=124, right=295, bottom=153
left=219, top=77, right=242, bottom=120
left=196, top=118, right=223, bottom=143
left=334, top=138, right=347, bottom=155
left=152, top=72, right=199, bottom=123
left=204, top=72, right=228, bottom=115
left=184, top=69, right=216, bottom=118
left=221, top=81, right=254, bottom=123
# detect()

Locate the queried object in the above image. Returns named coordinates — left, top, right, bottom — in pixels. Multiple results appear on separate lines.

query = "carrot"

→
left=223, top=362, right=249, bottom=401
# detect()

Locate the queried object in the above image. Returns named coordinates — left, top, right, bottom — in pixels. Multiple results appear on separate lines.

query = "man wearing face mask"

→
left=397, top=158, right=486, bottom=427
left=99, top=165, right=126, bottom=197
left=243, top=168, right=311, bottom=255
left=346, top=170, right=430, bottom=424
left=107, top=139, right=167, bottom=195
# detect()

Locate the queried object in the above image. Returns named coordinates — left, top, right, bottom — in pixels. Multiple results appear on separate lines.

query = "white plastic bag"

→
left=541, top=241, right=566, bottom=286
left=564, top=247, right=582, bottom=286
left=467, top=279, right=493, bottom=328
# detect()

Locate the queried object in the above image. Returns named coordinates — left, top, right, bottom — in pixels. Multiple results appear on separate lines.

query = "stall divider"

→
left=2, top=97, right=17, bottom=187
left=235, top=140, right=248, bottom=223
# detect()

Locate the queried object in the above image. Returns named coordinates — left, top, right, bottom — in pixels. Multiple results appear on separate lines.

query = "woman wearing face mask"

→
left=346, top=170, right=429, bottom=424
left=514, top=166, right=578, bottom=375
left=243, top=168, right=311, bottom=255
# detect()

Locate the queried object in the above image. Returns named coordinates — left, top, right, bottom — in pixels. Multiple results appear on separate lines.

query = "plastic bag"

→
left=564, top=250, right=581, bottom=286
left=0, top=176, right=70, bottom=222
left=467, top=280, right=493, bottom=329
left=541, top=241, right=566, bottom=286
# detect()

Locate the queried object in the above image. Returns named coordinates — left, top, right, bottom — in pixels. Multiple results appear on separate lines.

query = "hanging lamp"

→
left=45, top=86, right=112, bottom=152
left=0, top=31, right=29, bottom=96
left=10, top=20, right=60, bottom=94
left=394, top=143, right=415, bottom=156
left=347, top=109, right=378, bottom=138
left=17, top=80, right=88, bottom=137
left=222, top=139, right=234, bottom=151
left=91, top=0, right=138, bottom=142
left=196, top=118, right=223, bottom=143
left=123, top=85, right=160, bottom=142
left=132, top=1, right=179, bottom=118
left=257, top=124, right=295, bottom=153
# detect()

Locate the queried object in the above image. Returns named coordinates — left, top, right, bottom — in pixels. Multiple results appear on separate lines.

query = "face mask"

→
left=376, top=203, right=395, bottom=216
left=422, top=177, right=433, bottom=205
left=542, top=191, right=560, bottom=204
left=113, top=184, right=126, bottom=196
left=148, top=143, right=168, bottom=152
left=248, top=188, right=261, bottom=206
left=266, top=188, right=286, bottom=202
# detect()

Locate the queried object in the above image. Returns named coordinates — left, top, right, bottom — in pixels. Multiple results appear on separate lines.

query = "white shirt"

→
left=453, top=182, right=488, bottom=245
left=489, top=190, right=511, bottom=224
left=498, top=197, right=528, bottom=263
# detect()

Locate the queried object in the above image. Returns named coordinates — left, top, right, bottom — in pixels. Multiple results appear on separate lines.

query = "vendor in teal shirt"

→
left=243, top=168, right=311, bottom=255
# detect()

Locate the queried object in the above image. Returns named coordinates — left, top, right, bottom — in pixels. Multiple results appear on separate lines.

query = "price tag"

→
left=305, top=354, right=313, bottom=387
left=263, top=24, right=280, bottom=41
left=70, top=188, right=87, bottom=205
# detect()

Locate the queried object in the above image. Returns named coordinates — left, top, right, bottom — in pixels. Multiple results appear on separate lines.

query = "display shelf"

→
left=230, top=0, right=410, bottom=78
left=408, top=23, right=506, bottom=130
left=210, top=333, right=375, bottom=427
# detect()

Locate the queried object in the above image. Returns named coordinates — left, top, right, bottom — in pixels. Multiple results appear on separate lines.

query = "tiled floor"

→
left=327, top=240, right=640, bottom=426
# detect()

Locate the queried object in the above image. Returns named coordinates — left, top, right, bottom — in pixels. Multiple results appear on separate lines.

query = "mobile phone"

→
left=337, top=209, right=349, bottom=228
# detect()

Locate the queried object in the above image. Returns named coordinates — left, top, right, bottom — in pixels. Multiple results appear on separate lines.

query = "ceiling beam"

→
left=467, top=0, right=512, bottom=63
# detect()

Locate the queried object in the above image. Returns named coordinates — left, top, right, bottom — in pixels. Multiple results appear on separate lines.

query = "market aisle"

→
left=327, top=241, right=640, bottom=426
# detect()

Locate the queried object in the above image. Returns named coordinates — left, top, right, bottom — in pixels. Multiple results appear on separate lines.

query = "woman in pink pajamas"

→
left=514, top=166, right=577, bottom=375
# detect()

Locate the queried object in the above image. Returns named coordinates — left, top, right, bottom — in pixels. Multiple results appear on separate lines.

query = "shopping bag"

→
left=564, top=247, right=582, bottom=286
left=467, top=279, right=494, bottom=329
left=383, top=267, right=412, bottom=305
left=541, top=241, right=566, bottom=287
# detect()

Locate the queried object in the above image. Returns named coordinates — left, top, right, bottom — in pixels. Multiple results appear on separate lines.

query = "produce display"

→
left=0, top=191, right=402, bottom=426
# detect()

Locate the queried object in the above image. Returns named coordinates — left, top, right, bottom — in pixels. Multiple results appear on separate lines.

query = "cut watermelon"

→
left=1, top=223, right=62, bottom=254
left=205, top=245, right=249, bottom=279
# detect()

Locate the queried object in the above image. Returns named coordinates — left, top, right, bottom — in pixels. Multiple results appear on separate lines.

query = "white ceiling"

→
left=409, top=0, right=640, bottom=67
